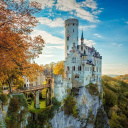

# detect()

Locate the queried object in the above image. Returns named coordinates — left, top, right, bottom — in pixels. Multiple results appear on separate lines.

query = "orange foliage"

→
left=0, top=0, right=44, bottom=92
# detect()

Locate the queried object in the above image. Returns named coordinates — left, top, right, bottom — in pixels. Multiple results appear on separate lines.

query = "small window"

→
left=72, top=66, right=75, bottom=71
left=67, top=36, right=69, bottom=41
left=77, top=45, right=79, bottom=49
left=81, top=46, right=83, bottom=51
left=80, top=66, right=81, bottom=71
left=67, top=46, right=69, bottom=50
left=73, top=29, right=74, bottom=32
left=73, top=23, right=74, bottom=26
left=67, top=66, right=70, bottom=71
left=84, top=50, right=86, bottom=54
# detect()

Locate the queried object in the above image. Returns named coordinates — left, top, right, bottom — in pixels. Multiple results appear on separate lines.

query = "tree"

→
left=0, top=0, right=45, bottom=92
left=53, top=61, right=64, bottom=77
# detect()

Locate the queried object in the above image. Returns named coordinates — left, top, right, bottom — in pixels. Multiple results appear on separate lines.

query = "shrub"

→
left=8, top=97, right=20, bottom=113
left=86, top=83, right=99, bottom=96
left=64, top=95, right=78, bottom=117
left=0, top=94, right=8, bottom=104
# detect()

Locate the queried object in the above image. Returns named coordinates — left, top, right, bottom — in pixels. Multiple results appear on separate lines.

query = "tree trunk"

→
left=9, top=77, right=13, bottom=93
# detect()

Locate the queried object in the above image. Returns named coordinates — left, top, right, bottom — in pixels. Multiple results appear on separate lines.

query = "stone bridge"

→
left=20, top=77, right=52, bottom=109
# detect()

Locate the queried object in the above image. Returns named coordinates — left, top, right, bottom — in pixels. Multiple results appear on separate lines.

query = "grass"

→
left=28, top=99, right=46, bottom=113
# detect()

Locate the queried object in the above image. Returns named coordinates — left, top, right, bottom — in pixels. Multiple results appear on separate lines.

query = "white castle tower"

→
left=65, top=18, right=79, bottom=58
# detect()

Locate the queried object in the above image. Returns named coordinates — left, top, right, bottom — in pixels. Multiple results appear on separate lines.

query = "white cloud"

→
left=80, top=0, right=97, bottom=10
left=31, top=29, right=64, bottom=45
left=56, top=0, right=100, bottom=22
left=79, top=25, right=96, bottom=30
left=94, top=34, right=102, bottom=38
left=112, top=43, right=117, bottom=45
left=112, top=43, right=122, bottom=47
left=79, top=38, right=96, bottom=46
left=118, top=44, right=122, bottom=47
left=126, top=22, right=128, bottom=24
left=30, top=0, right=55, bottom=9
left=39, top=54, right=54, bottom=58
left=47, top=45, right=65, bottom=49
left=38, top=17, right=64, bottom=27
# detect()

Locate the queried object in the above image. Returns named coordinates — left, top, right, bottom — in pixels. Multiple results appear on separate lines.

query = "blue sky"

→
left=31, top=0, right=128, bottom=75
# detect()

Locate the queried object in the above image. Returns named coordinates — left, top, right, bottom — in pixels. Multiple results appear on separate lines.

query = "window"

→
left=72, top=66, right=75, bottom=71
left=80, top=66, right=81, bottom=71
left=68, top=30, right=69, bottom=33
left=73, top=29, right=74, bottom=32
left=68, top=24, right=69, bottom=26
left=93, top=67, right=95, bottom=71
left=67, top=66, right=70, bottom=71
left=73, top=23, right=74, bottom=26
left=67, top=36, right=69, bottom=41
left=67, top=46, right=69, bottom=50
left=77, top=45, right=79, bottom=49
left=97, top=67, right=98, bottom=72
left=81, top=46, right=83, bottom=51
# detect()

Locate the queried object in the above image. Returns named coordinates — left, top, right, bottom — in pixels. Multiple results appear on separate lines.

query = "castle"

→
left=54, top=18, right=102, bottom=101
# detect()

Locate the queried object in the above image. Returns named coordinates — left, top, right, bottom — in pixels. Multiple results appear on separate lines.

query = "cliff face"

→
left=51, top=86, right=109, bottom=128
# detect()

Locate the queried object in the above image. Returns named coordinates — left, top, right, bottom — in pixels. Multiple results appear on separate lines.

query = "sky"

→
left=30, top=0, right=128, bottom=75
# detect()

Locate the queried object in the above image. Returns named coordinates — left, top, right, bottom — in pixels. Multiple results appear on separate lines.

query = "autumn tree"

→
left=0, top=0, right=45, bottom=92
left=53, top=61, right=64, bottom=77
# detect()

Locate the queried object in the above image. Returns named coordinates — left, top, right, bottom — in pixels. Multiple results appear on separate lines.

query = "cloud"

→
left=126, top=22, right=128, bottom=24
left=56, top=0, right=100, bottom=22
left=79, top=25, right=96, bottom=30
left=38, top=17, right=64, bottom=27
left=112, top=43, right=117, bottom=45
left=47, top=45, right=65, bottom=49
left=118, top=44, right=122, bottom=47
left=93, top=34, right=102, bottom=38
left=112, top=43, right=122, bottom=47
left=80, top=0, right=97, bottom=10
left=30, top=0, right=55, bottom=9
left=31, top=29, right=64, bottom=45
left=79, top=38, right=96, bottom=46
left=39, top=54, right=54, bottom=58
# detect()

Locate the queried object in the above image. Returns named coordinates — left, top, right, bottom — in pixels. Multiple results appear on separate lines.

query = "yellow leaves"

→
left=53, top=61, right=64, bottom=77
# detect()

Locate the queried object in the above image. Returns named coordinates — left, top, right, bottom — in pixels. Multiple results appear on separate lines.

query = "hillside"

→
left=102, top=75, right=128, bottom=128
left=115, top=74, right=128, bottom=83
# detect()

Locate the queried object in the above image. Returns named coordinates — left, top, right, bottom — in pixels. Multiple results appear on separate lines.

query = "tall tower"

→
left=65, top=18, right=79, bottom=58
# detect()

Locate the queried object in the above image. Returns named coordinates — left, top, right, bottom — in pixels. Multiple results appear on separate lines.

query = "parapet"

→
left=65, top=18, right=79, bottom=27
left=54, top=74, right=62, bottom=83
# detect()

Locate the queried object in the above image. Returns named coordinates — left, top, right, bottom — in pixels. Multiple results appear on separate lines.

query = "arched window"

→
left=80, top=66, right=81, bottom=71
left=72, top=66, right=75, bottom=71
left=67, top=66, right=70, bottom=71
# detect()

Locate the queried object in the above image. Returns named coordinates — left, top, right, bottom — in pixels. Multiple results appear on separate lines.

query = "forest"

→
left=102, top=75, right=128, bottom=128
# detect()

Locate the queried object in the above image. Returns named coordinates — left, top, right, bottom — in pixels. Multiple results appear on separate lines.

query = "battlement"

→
left=65, top=18, right=79, bottom=27
left=54, top=74, right=62, bottom=83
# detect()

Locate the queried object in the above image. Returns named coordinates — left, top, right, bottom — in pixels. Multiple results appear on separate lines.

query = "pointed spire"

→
left=81, top=30, right=84, bottom=40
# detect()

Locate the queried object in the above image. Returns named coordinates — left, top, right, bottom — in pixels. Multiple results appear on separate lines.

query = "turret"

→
left=81, top=30, right=84, bottom=45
